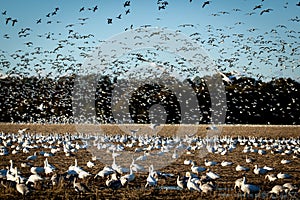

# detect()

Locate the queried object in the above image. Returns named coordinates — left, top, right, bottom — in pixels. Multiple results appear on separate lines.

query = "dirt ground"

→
left=0, top=123, right=299, bottom=199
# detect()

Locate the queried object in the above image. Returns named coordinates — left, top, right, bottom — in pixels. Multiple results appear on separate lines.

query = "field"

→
left=0, top=123, right=300, bottom=199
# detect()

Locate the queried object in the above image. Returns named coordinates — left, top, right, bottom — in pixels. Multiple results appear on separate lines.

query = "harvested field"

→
left=0, top=123, right=299, bottom=199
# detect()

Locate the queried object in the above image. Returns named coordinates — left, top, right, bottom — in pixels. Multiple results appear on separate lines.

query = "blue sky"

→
left=0, top=0, right=299, bottom=81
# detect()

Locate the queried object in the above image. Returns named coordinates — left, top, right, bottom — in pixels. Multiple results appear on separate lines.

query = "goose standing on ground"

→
left=187, top=175, right=201, bottom=192
left=269, top=185, right=284, bottom=196
left=283, top=182, right=298, bottom=193
left=16, top=177, right=30, bottom=196
left=199, top=181, right=214, bottom=194
left=281, top=159, right=292, bottom=164
left=44, top=158, right=55, bottom=175
left=145, top=165, right=157, bottom=188
left=240, top=176, right=260, bottom=197
left=234, top=177, right=244, bottom=191
left=120, top=165, right=135, bottom=186
left=26, top=173, right=43, bottom=188
left=130, top=157, right=145, bottom=172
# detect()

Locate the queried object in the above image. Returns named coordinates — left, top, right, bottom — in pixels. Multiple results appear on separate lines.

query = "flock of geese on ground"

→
left=0, top=128, right=299, bottom=198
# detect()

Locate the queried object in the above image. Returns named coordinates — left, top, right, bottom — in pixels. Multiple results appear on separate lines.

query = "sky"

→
left=0, top=0, right=299, bottom=81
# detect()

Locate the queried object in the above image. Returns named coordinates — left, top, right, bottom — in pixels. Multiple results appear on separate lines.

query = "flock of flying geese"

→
left=0, top=128, right=299, bottom=198
left=0, top=0, right=299, bottom=80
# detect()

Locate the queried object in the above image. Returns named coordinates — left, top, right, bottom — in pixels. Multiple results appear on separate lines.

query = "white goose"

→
left=187, top=175, right=201, bottom=192
left=253, top=164, right=268, bottom=175
left=26, top=173, right=43, bottom=187
left=236, top=164, right=249, bottom=172
left=206, top=169, right=220, bottom=180
left=86, top=161, right=95, bottom=168
left=269, top=185, right=284, bottom=196
left=191, top=162, right=206, bottom=174
left=120, top=165, right=135, bottom=186
left=265, top=174, right=277, bottom=182
left=277, top=172, right=292, bottom=179
left=245, top=155, right=255, bottom=163
left=130, top=157, right=145, bottom=172
left=281, top=159, right=291, bottom=164
left=199, top=181, right=214, bottom=193
left=145, top=165, right=157, bottom=188
left=176, top=175, right=187, bottom=189
left=204, top=159, right=217, bottom=166
left=234, top=177, right=244, bottom=191
left=283, top=183, right=298, bottom=193
left=221, top=161, right=233, bottom=166
left=94, top=165, right=115, bottom=178
left=44, top=158, right=55, bottom=175
left=240, top=176, right=260, bottom=197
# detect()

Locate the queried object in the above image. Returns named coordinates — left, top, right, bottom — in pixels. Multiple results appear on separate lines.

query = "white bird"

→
left=191, top=162, right=206, bottom=174
left=172, top=149, right=178, bottom=159
left=183, top=159, right=193, bottom=165
left=87, top=161, right=95, bottom=168
left=26, top=174, right=43, bottom=187
left=221, top=161, right=233, bottom=166
left=187, top=175, right=201, bottom=192
left=236, top=164, right=249, bottom=172
left=265, top=174, right=277, bottom=182
left=130, top=157, right=145, bottom=172
left=44, top=158, right=55, bottom=175
left=240, top=176, right=260, bottom=197
left=262, top=165, right=274, bottom=171
left=234, top=177, right=244, bottom=191
left=206, top=169, right=220, bottom=180
left=136, top=151, right=148, bottom=161
left=94, top=166, right=115, bottom=178
left=199, top=181, right=214, bottom=193
left=269, top=185, right=284, bottom=196
left=176, top=175, right=187, bottom=189
left=277, top=172, right=292, bottom=179
left=120, top=165, right=135, bottom=186
left=281, top=159, right=291, bottom=164
left=245, top=155, right=255, bottom=163
left=253, top=164, right=268, bottom=175
left=204, top=159, right=217, bottom=166
left=283, top=183, right=298, bottom=192
left=145, top=165, right=157, bottom=188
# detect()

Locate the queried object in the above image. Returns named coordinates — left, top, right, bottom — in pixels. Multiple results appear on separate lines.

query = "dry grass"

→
left=0, top=123, right=299, bottom=199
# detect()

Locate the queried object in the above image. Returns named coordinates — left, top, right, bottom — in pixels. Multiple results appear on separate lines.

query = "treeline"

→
left=0, top=74, right=299, bottom=124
